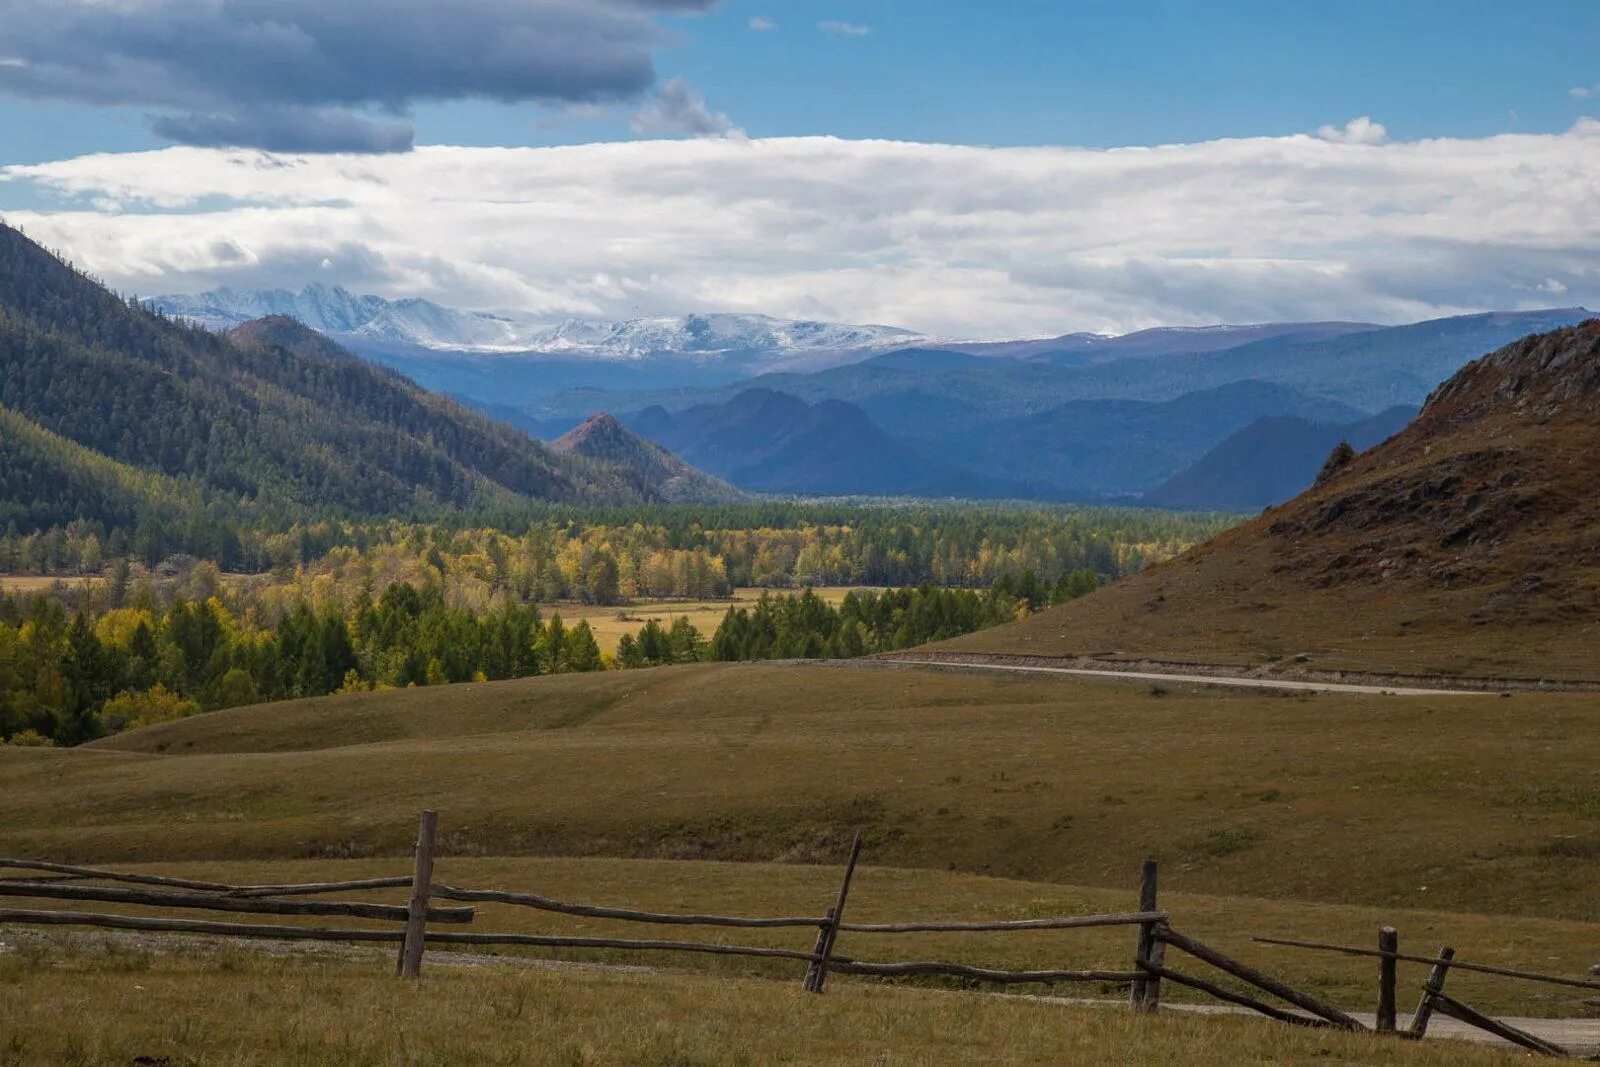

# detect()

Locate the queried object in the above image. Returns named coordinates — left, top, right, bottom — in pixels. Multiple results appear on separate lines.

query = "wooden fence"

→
left=4, top=810, right=1598, bottom=1056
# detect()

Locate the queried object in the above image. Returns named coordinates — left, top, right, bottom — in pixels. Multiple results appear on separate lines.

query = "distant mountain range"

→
left=942, top=321, right=1381, bottom=365
left=1144, top=406, right=1417, bottom=511
left=145, top=279, right=1594, bottom=510
left=622, top=389, right=1004, bottom=497
left=502, top=306, right=1587, bottom=507
left=150, top=284, right=926, bottom=362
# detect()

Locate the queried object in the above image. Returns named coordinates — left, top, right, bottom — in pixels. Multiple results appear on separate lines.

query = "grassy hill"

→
left=5, top=660, right=1598, bottom=922
left=944, top=321, right=1600, bottom=680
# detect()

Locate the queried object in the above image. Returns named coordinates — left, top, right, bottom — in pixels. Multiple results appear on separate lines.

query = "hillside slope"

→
left=941, top=321, right=1600, bottom=680
left=550, top=413, right=745, bottom=504
left=0, top=225, right=646, bottom=517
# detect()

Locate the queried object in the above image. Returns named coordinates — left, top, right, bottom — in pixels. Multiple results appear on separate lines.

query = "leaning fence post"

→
left=1130, top=858, right=1159, bottom=1012
left=804, top=831, right=863, bottom=993
left=1376, top=926, right=1398, bottom=1033
left=395, top=809, right=437, bottom=978
left=1409, top=945, right=1454, bottom=1038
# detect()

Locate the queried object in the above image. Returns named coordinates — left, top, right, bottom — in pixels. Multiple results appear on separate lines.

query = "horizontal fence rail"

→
left=0, top=859, right=413, bottom=898
left=836, top=911, right=1166, bottom=934
left=430, top=884, right=829, bottom=929
left=0, top=858, right=246, bottom=893
left=0, top=908, right=408, bottom=943
left=0, top=880, right=473, bottom=924
left=1251, top=935, right=1600, bottom=992
left=829, top=960, right=1139, bottom=983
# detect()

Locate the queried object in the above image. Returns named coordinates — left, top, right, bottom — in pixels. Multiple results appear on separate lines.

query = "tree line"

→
left=0, top=504, right=1228, bottom=607
left=0, top=565, right=1101, bottom=746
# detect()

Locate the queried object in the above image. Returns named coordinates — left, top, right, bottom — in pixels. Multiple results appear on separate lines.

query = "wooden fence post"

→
left=395, top=810, right=437, bottom=979
left=1409, top=946, right=1454, bottom=1039
left=804, top=832, right=863, bottom=993
left=1130, top=858, right=1159, bottom=1012
left=1376, top=926, right=1398, bottom=1033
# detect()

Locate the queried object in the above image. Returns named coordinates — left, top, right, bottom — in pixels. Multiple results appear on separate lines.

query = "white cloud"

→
left=1572, top=84, right=1600, bottom=99
left=818, top=20, right=871, bottom=37
left=749, top=16, right=777, bottom=31
left=629, top=78, right=742, bottom=138
left=4, top=123, right=1600, bottom=337
left=1316, top=116, right=1388, bottom=145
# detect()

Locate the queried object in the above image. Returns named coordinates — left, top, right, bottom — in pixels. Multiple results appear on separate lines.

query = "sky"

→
left=1, top=0, right=1598, bottom=337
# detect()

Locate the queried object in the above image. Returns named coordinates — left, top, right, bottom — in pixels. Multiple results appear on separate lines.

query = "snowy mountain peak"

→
left=148, top=285, right=926, bottom=360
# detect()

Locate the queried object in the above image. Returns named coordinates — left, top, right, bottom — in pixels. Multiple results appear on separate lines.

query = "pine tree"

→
left=564, top=621, right=603, bottom=672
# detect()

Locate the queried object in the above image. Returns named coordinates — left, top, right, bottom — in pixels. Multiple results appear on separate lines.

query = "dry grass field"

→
left=0, top=938, right=1530, bottom=1067
left=537, top=585, right=868, bottom=655
left=0, top=575, right=100, bottom=595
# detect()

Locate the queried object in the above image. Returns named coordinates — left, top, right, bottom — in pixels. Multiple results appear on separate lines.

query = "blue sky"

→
left=4, top=0, right=1598, bottom=164
left=1, top=1, right=1598, bottom=335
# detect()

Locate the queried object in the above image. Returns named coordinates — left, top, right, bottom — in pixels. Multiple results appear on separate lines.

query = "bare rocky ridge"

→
left=941, top=321, right=1600, bottom=681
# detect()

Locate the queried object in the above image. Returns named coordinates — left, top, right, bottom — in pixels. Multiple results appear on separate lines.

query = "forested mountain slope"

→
left=550, top=413, right=745, bottom=504
left=0, top=404, right=202, bottom=540
left=941, top=321, right=1600, bottom=680
left=0, top=225, right=649, bottom=521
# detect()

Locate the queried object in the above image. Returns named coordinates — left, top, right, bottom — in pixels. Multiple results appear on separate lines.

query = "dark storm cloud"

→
left=0, top=0, right=719, bottom=152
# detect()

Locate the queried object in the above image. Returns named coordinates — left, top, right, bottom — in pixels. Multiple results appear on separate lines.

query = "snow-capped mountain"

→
left=153, top=284, right=558, bottom=351
left=522, top=314, right=925, bottom=360
left=149, top=284, right=927, bottom=359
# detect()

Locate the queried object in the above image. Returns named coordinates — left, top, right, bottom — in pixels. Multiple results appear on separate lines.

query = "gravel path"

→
left=882, top=656, right=1492, bottom=696
left=1030, top=994, right=1600, bottom=1054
